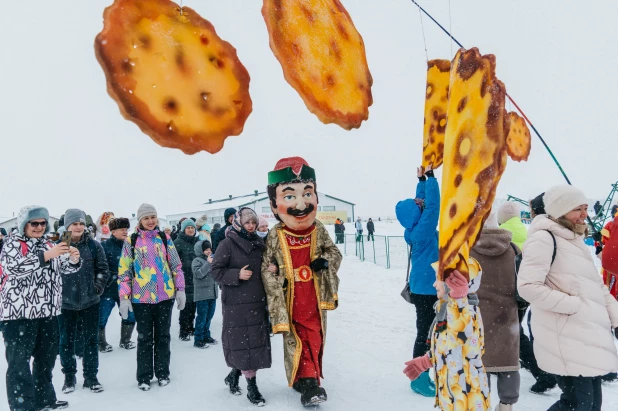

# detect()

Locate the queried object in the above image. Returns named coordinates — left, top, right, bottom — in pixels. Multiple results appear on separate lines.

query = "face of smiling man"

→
left=274, top=182, right=318, bottom=231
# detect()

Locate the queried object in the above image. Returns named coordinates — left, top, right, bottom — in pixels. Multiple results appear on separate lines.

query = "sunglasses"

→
left=29, top=221, right=48, bottom=228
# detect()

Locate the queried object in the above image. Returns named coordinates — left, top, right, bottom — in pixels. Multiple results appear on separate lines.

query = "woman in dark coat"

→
left=211, top=208, right=271, bottom=406
left=174, top=219, right=199, bottom=340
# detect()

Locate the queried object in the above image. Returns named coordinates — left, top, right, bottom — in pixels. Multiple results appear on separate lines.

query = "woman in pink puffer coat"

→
left=518, top=185, right=618, bottom=411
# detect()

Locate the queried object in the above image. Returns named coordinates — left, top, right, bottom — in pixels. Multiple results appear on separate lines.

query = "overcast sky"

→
left=1, top=0, right=616, bottom=221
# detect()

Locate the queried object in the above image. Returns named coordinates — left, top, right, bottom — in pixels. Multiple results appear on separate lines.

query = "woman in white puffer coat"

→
left=518, top=185, right=618, bottom=411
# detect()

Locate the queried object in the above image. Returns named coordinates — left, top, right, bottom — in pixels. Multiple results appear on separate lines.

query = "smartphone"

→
left=60, top=231, right=72, bottom=247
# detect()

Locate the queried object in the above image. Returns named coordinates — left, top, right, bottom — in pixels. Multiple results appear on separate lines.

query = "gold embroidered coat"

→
left=261, top=220, right=342, bottom=386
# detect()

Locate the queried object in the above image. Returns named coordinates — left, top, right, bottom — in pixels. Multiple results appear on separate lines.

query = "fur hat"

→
left=109, top=217, right=130, bottom=231
left=544, top=185, right=588, bottom=218
left=64, top=209, right=87, bottom=229
left=17, top=205, right=50, bottom=236
left=181, top=219, right=197, bottom=232
left=196, top=214, right=208, bottom=229
left=137, top=203, right=157, bottom=222
left=497, top=202, right=521, bottom=225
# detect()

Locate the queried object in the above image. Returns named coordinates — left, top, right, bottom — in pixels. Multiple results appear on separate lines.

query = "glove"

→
left=445, top=270, right=469, bottom=299
left=119, top=299, right=133, bottom=320
left=310, top=258, right=329, bottom=272
left=403, top=353, right=432, bottom=381
left=176, top=290, right=186, bottom=310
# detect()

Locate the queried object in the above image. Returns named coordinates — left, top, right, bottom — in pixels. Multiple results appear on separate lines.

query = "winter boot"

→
left=138, top=382, right=151, bottom=391
left=39, top=400, right=69, bottom=410
left=495, top=403, right=513, bottom=411
left=83, top=377, right=104, bottom=393
left=98, top=328, right=113, bottom=353
left=410, top=371, right=436, bottom=397
left=205, top=336, right=218, bottom=345
left=298, top=378, right=327, bottom=407
left=224, top=368, right=242, bottom=395
left=246, top=377, right=266, bottom=406
left=62, top=375, right=76, bottom=394
left=119, top=322, right=137, bottom=349
left=194, top=340, right=210, bottom=349
left=530, top=377, right=557, bottom=394
left=158, top=378, right=171, bottom=387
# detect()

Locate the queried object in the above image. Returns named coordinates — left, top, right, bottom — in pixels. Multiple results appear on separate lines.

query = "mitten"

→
left=310, top=258, right=329, bottom=272
left=176, top=290, right=186, bottom=310
left=119, top=299, right=133, bottom=320
left=445, top=270, right=469, bottom=299
left=403, top=353, right=432, bottom=381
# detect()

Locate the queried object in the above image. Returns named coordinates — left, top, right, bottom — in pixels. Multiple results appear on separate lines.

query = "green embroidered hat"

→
left=268, top=157, right=316, bottom=186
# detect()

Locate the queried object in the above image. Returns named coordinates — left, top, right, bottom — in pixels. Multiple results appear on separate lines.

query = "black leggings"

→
left=410, top=293, right=438, bottom=358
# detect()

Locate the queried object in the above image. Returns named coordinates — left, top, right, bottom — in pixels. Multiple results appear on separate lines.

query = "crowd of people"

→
left=397, top=166, right=618, bottom=411
left=0, top=156, right=343, bottom=411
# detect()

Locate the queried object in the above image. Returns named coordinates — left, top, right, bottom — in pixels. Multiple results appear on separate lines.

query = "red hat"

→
left=268, top=157, right=316, bottom=185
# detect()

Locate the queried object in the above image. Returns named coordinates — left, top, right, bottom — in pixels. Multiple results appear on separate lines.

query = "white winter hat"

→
left=484, top=209, right=499, bottom=229
left=544, top=185, right=588, bottom=218
left=497, top=202, right=521, bottom=225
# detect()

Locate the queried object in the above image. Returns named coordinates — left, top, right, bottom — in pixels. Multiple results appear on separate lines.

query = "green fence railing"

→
left=334, top=233, right=410, bottom=269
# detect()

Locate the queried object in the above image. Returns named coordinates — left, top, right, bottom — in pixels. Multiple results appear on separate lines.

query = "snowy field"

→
left=1, top=255, right=618, bottom=410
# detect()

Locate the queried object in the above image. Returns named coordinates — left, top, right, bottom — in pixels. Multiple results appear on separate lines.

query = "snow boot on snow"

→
left=119, top=322, right=136, bottom=349
left=225, top=368, right=242, bottom=395
left=39, top=400, right=69, bottom=410
left=530, top=377, right=556, bottom=394
left=410, top=371, right=435, bottom=397
left=246, top=377, right=266, bottom=406
left=138, top=382, right=151, bottom=391
left=297, top=378, right=327, bottom=406
left=495, top=403, right=513, bottom=411
left=62, top=375, right=76, bottom=394
left=98, top=328, right=113, bottom=353
left=83, top=377, right=104, bottom=393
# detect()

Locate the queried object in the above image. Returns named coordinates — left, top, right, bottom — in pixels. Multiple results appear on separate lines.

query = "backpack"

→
left=130, top=231, right=169, bottom=258
left=514, top=230, right=556, bottom=308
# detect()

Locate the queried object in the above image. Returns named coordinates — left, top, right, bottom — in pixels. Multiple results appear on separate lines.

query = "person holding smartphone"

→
left=0, top=205, right=81, bottom=411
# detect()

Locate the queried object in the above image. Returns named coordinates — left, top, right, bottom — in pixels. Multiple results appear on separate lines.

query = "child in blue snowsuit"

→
left=395, top=165, right=440, bottom=397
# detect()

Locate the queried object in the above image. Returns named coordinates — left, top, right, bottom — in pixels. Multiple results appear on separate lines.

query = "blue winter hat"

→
left=395, top=199, right=422, bottom=230
left=17, top=205, right=50, bottom=236
left=181, top=219, right=197, bottom=231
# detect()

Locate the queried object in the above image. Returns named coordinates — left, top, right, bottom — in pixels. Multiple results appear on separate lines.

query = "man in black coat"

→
left=59, top=209, right=109, bottom=394
left=174, top=219, right=200, bottom=340
left=367, top=218, right=375, bottom=242
left=212, top=208, right=237, bottom=253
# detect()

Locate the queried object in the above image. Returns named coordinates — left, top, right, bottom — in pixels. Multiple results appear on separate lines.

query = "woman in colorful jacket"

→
left=518, top=186, right=618, bottom=411
left=0, top=205, right=81, bottom=411
left=117, top=203, right=186, bottom=391
left=404, top=264, right=490, bottom=411
left=395, top=164, right=439, bottom=397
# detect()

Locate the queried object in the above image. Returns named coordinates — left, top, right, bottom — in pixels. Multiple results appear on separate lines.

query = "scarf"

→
left=231, top=208, right=259, bottom=241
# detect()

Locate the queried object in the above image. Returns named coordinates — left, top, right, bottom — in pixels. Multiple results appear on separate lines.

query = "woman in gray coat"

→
left=211, top=208, right=271, bottom=406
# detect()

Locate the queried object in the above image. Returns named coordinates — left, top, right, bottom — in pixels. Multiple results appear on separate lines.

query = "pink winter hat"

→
left=258, top=217, right=269, bottom=229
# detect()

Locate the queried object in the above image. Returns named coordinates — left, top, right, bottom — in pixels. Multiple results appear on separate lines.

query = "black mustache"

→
left=287, top=204, right=315, bottom=217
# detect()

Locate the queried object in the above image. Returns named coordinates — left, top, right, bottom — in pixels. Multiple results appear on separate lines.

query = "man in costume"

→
left=261, top=157, right=342, bottom=407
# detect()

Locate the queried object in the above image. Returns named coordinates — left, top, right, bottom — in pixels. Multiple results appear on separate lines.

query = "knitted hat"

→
left=258, top=217, right=269, bottom=229
left=181, top=219, right=197, bottom=231
left=137, top=203, right=157, bottom=222
left=544, top=185, right=588, bottom=218
left=224, top=208, right=237, bottom=223
left=497, top=202, right=521, bottom=225
left=196, top=214, right=208, bottom=229
left=109, top=217, right=130, bottom=231
left=64, top=209, right=87, bottom=228
left=17, top=205, right=50, bottom=236
left=484, top=209, right=499, bottom=229
left=201, top=240, right=212, bottom=252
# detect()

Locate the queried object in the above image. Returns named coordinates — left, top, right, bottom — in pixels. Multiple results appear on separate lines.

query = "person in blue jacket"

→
left=395, top=164, right=439, bottom=398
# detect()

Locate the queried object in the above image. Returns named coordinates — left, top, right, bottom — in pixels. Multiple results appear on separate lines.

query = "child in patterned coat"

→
left=404, top=262, right=490, bottom=410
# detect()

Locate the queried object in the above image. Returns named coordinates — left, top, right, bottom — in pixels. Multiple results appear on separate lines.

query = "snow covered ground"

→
left=1, top=256, right=617, bottom=410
